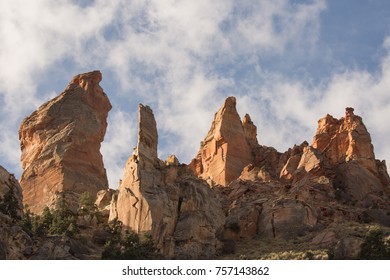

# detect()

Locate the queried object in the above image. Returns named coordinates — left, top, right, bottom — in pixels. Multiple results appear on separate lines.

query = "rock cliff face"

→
left=0, top=165, right=23, bottom=218
left=312, top=107, right=376, bottom=172
left=111, top=104, right=224, bottom=259
left=0, top=165, right=32, bottom=260
left=19, top=71, right=111, bottom=214
left=310, top=108, right=389, bottom=204
left=221, top=107, right=390, bottom=249
left=189, top=97, right=253, bottom=186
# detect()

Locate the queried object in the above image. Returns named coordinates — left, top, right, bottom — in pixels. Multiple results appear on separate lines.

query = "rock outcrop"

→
left=218, top=107, right=390, bottom=252
left=312, top=107, right=376, bottom=172
left=0, top=165, right=32, bottom=259
left=111, top=104, right=224, bottom=259
left=189, top=97, right=253, bottom=186
left=310, top=108, right=390, bottom=204
left=0, top=165, right=23, bottom=218
left=19, top=70, right=111, bottom=214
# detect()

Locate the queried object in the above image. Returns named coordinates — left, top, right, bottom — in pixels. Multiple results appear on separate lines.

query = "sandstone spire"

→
left=189, top=97, right=253, bottom=186
left=19, top=70, right=111, bottom=213
left=114, top=104, right=160, bottom=233
left=112, top=104, right=224, bottom=259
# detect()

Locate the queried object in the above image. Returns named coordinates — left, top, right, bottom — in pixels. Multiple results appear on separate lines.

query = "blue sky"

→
left=1, top=0, right=390, bottom=188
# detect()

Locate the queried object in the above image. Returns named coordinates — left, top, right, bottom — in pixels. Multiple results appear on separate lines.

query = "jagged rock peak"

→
left=312, top=107, right=376, bottom=172
left=242, top=113, right=258, bottom=147
left=19, top=70, right=111, bottom=214
left=137, top=104, right=158, bottom=164
left=189, top=96, right=253, bottom=186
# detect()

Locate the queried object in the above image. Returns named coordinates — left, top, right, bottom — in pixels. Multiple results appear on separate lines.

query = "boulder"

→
left=333, top=237, right=363, bottom=259
left=258, top=199, right=317, bottom=239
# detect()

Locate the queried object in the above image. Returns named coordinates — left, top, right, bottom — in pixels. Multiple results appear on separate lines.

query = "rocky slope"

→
left=19, top=71, right=111, bottom=214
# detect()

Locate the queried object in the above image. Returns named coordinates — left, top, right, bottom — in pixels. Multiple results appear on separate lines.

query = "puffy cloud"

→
left=0, top=0, right=122, bottom=114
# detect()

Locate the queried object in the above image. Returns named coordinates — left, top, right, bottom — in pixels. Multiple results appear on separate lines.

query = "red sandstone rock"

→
left=112, top=104, right=224, bottom=259
left=19, top=71, right=111, bottom=213
left=312, top=107, right=377, bottom=173
left=189, top=97, right=253, bottom=186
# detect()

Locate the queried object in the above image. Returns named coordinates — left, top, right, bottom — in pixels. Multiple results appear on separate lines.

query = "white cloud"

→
left=98, top=0, right=327, bottom=167
left=237, top=38, right=390, bottom=165
left=0, top=0, right=121, bottom=115
left=3, top=0, right=389, bottom=191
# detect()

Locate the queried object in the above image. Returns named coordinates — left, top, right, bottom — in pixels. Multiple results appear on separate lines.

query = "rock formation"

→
left=111, top=104, right=224, bottom=259
left=220, top=107, right=390, bottom=249
left=0, top=165, right=32, bottom=259
left=189, top=97, right=253, bottom=186
left=3, top=79, right=390, bottom=260
left=19, top=70, right=111, bottom=214
left=310, top=108, right=390, bottom=204
left=0, top=165, right=23, bottom=218
left=312, top=107, right=376, bottom=172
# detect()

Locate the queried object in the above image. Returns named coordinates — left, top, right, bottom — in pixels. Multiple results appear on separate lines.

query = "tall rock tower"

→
left=111, top=104, right=224, bottom=259
left=19, top=71, right=112, bottom=213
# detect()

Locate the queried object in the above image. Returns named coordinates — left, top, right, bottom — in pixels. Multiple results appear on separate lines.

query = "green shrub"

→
left=0, top=187, right=20, bottom=220
left=49, top=198, right=78, bottom=237
left=360, top=226, right=390, bottom=260
left=22, top=198, right=78, bottom=238
left=78, top=192, right=96, bottom=214
left=101, top=220, right=155, bottom=260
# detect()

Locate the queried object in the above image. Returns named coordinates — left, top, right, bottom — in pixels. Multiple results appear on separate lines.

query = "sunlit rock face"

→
left=112, top=104, right=224, bottom=259
left=189, top=97, right=253, bottom=186
left=19, top=71, right=111, bottom=214
left=312, top=107, right=376, bottom=172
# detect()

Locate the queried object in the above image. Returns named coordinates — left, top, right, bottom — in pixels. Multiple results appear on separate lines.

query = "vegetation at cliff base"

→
left=0, top=187, right=21, bottom=221
left=359, top=226, right=390, bottom=259
left=101, top=218, right=155, bottom=260
left=23, top=197, right=78, bottom=238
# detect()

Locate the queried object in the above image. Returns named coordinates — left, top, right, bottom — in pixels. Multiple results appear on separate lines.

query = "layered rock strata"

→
left=19, top=71, right=111, bottom=213
left=111, top=104, right=224, bottom=259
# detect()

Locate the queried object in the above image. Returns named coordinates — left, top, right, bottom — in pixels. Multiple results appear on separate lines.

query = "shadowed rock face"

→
left=189, top=97, right=253, bottom=186
left=0, top=165, right=30, bottom=259
left=111, top=104, right=224, bottom=259
left=19, top=71, right=111, bottom=214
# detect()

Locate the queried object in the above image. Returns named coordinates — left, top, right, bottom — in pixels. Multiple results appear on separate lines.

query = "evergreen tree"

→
left=0, top=187, right=20, bottom=220
left=360, top=226, right=390, bottom=259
